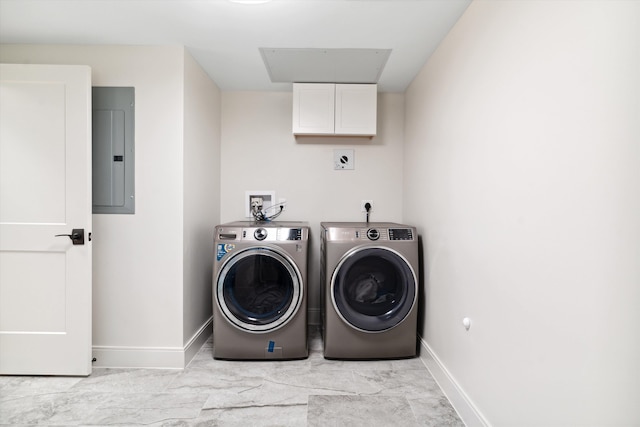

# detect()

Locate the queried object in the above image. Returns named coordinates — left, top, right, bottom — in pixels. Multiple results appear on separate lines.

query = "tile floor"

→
left=0, top=328, right=464, bottom=426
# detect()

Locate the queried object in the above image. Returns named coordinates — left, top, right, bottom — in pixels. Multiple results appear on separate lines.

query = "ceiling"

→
left=0, top=0, right=471, bottom=92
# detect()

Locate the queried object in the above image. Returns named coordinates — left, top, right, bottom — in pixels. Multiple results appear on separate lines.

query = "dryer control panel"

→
left=358, top=228, right=414, bottom=241
left=388, top=228, right=414, bottom=241
left=323, top=223, right=416, bottom=242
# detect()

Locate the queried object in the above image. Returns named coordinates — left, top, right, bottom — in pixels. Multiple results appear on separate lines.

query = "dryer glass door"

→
left=331, top=247, right=416, bottom=332
left=217, top=247, right=302, bottom=332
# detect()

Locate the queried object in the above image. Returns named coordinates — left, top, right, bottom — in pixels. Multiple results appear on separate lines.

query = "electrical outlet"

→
left=361, top=200, right=373, bottom=212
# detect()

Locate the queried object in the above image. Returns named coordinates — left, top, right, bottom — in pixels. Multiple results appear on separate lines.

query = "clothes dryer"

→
left=321, top=222, right=419, bottom=359
left=213, top=221, right=309, bottom=360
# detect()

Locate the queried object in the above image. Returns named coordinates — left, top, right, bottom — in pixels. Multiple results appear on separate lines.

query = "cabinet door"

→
left=335, top=84, right=377, bottom=136
left=292, top=83, right=335, bottom=135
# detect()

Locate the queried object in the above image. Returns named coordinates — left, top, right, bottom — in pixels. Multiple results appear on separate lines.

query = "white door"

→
left=0, top=64, right=92, bottom=376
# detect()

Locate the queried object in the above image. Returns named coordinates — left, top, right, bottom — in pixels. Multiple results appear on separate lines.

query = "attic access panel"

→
left=260, top=48, right=391, bottom=84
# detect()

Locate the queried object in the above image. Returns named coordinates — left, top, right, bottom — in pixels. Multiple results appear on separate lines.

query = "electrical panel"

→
left=92, top=87, right=135, bottom=214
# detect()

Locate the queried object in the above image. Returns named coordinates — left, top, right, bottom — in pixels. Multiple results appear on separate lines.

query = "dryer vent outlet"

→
left=334, top=149, right=354, bottom=170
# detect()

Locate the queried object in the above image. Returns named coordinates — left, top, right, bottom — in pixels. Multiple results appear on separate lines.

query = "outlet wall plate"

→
left=334, top=149, right=354, bottom=170
left=245, top=190, right=275, bottom=217
left=361, top=199, right=374, bottom=212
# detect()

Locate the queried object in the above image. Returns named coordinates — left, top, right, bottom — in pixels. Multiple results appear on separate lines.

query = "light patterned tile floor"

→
left=0, top=328, right=464, bottom=426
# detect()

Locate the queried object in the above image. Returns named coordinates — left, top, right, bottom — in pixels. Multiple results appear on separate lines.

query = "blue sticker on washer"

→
left=268, top=340, right=275, bottom=353
left=216, top=243, right=235, bottom=261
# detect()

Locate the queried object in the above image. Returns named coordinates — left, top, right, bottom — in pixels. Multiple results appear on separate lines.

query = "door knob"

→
left=55, top=228, right=85, bottom=245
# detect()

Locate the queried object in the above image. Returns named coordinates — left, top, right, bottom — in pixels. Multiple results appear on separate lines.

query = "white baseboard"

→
left=418, top=337, right=491, bottom=427
left=92, top=317, right=213, bottom=370
left=184, top=316, right=213, bottom=365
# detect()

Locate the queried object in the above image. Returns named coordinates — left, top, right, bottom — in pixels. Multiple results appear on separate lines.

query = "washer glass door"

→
left=217, top=247, right=302, bottom=332
left=331, top=247, right=416, bottom=332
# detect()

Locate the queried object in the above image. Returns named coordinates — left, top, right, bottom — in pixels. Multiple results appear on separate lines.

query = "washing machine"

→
left=321, top=222, right=419, bottom=359
left=213, top=221, right=309, bottom=360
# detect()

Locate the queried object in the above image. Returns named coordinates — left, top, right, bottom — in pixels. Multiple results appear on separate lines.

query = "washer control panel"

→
left=246, top=227, right=305, bottom=241
left=218, top=228, right=305, bottom=241
left=216, top=222, right=309, bottom=243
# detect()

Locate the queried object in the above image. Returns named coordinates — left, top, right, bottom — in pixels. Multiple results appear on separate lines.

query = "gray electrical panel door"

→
left=92, top=87, right=134, bottom=214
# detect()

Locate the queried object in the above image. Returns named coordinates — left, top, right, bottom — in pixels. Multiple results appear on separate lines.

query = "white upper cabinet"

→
left=292, top=83, right=335, bottom=134
left=293, top=83, right=377, bottom=136
left=334, top=84, right=377, bottom=135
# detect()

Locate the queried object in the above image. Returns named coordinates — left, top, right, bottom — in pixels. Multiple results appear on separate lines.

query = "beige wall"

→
left=404, top=1, right=640, bottom=425
left=220, top=91, right=405, bottom=320
left=1, top=44, right=221, bottom=368
left=182, top=50, right=221, bottom=352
